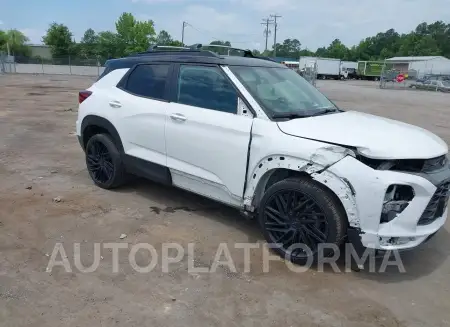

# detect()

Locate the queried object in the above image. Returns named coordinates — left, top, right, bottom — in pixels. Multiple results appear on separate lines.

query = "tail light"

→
left=79, top=90, right=92, bottom=104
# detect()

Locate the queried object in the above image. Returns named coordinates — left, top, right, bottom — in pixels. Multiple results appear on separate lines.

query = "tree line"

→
left=1, top=13, right=449, bottom=62
left=260, top=21, right=450, bottom=60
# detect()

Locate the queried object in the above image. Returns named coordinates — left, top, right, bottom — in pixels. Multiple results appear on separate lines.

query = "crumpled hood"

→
left=277, top=111, right=448, bottom=159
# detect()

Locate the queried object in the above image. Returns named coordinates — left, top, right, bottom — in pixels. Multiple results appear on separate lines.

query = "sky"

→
left=1, top=0, right=450, bottom=51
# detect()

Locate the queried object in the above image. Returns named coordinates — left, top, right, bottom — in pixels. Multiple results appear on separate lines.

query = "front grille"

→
left=418, top=181, right=450, bottom=225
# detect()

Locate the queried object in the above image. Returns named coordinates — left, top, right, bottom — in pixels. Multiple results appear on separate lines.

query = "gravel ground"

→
left=0, top=74, right=449, bottom=327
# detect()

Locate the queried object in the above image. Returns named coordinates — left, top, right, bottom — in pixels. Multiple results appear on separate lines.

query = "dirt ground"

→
left=0, top=74, right=449, bottom=327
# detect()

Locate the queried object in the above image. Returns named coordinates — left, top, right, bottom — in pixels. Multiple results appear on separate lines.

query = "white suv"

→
left=76, top=46, right=450, bottom=264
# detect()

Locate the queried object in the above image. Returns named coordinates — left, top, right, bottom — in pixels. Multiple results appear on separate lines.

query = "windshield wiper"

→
left=271, top=112, right=310, bottom=119
left=309, top=108, right=340, bottom=117
left=272, top=108, right=340, bottom=120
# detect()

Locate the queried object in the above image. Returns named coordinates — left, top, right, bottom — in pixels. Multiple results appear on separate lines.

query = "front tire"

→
left=85, top=133, right=126, bottom=189
left=258, top=177, right=347, bottom=265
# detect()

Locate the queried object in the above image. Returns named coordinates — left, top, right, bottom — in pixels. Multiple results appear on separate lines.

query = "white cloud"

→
left=0, top=20, right=3, bottom=25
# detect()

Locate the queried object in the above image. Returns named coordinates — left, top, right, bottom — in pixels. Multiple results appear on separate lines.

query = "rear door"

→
left=164, top=64, right=253, bottom=206
left=112, top=63, right=172, bottom=167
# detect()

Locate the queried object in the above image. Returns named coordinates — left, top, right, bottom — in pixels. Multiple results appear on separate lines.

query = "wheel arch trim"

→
left=80, top=115, right=124, bottom=153
left=244, top=155, right=359, bottom=228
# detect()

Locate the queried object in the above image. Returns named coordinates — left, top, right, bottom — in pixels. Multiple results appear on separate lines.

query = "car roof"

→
left=105, top=51, right=286, bottom=69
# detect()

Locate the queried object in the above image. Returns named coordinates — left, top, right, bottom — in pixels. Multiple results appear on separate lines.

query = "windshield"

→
left=229, top=66, right=338, bottom=117
left=442, top=81, right=450, bottom=87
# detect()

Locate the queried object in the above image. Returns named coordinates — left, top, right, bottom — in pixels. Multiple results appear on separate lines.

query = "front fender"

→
left=243, top=149, right=359, bottom=228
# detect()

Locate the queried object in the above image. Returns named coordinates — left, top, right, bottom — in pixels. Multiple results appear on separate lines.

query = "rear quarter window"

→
left=122, top=64, right=170, bottom=100
left=97, top=60, right=133, bottom=81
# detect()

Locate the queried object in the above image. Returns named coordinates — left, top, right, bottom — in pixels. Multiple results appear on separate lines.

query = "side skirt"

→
left=123, top=154, right=172, bottom=185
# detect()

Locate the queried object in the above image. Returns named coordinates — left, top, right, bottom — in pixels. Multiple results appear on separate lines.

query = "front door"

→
left=165, top=64, right=253, bottom=206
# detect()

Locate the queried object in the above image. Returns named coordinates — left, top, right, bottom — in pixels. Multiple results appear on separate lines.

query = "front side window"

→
left=177, top=65, right=237, bottom=114
left=229, top=65, right=338, bottom=118
left=124, top=64, right=170, bottom=100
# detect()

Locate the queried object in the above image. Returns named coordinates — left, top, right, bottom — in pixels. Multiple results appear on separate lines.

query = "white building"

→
left=386, top=56, right=450, bottom=78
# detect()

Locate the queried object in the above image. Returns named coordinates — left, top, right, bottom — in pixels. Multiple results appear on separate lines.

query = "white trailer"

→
left=299, top=56, right=341, bottom=80
left=340, top=61, right=358, bottom=70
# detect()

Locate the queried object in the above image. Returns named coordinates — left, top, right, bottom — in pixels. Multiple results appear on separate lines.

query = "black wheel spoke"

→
left=265, top=206, right=289, bottom=224
left=300, top=226, right=316, bottom=250
left=286, top=191, right=296, bottom=211
left=292, top=199, right=309, bottom=212
left=265, top=223, right=290, bottom=233
left=264, top=189, right=329, bottom=259
left=274, top=229, right=293, bottom=244
left=104, top=160, right=114, bottom=175
left=304, top=224, right=327, bottom=243
left=275, top=194, right=288, bottom=214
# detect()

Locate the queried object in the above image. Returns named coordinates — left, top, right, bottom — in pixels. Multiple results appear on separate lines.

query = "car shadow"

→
left=113, top=177, right=262, bottom=243
left=349, top=228, right=450, bottom=283
left=311, top=228, right=450, bottom=282
left=114, top=178, right=450, bottom=281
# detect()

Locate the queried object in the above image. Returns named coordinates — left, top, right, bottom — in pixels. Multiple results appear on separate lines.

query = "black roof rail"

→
left=125, top=43, right=268, bottom=61
left=200, top=44, right=255, bottom=57
left=149, top=44, right=191, bottom=51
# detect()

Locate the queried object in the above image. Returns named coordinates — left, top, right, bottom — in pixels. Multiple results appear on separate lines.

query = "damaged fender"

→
left=244, top=145, right=359, bottom=227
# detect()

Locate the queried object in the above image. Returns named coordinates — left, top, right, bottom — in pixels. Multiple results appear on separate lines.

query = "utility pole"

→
left=181, top=21, right=187, bottom=46
left=270, top=14, right=282, bottom=57
left=261, top=17, right=273, bottom=52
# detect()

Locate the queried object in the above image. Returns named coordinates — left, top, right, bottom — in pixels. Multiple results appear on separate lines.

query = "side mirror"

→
left=237, top=97, right=254, bottom=118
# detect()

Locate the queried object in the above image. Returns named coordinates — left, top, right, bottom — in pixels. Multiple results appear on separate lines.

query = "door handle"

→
left=170, top=113, right=187, bottom=122
left=109, top=100, right=122, bottom=108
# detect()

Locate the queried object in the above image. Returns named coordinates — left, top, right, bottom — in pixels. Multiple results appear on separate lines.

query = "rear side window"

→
left=124, top=64, right=170, bottom=100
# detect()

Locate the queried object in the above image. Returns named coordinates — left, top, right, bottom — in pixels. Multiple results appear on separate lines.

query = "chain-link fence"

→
left=379, top=60, right=450, bottom=92
left=0, top=55, right=106, bottom=77
left=298, top=59, right=317, bottom=86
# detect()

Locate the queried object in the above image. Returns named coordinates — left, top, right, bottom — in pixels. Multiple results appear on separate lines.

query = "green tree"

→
left=43, top=23, right=74, bottom=57
left=325, top=39, right=349, bottom=59
left=252, top=49, right=261, bottom=56
left=273, top=38, right=301, bottom=58
left=155, top=30, right=183, bottom=47
left=115, top=12, right=156, bottom=55
left=210, top=40, right=231, bottom=46
left=0, top=29, right=31, bottom=56
left=156, top=30, right=172, bottom=45
left=0, top=30, right=7, bottom=48
left=97, top=31, right=120, bottom=59
left=79, top=28, right=99, bottom=58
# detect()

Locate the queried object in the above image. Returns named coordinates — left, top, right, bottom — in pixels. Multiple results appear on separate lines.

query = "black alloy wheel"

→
left=264, top=189, right=328, bottom=259
left=87, top=139, right=114, bottom=184
left=85, top=133, right=126, bottom=189
left=259, top=177, right=346, bottom=264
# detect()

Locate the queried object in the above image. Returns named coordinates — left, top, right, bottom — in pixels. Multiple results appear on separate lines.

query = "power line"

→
left=270, top=14, right=282, bottom=56
left=261, top=17, right=274, bottom=52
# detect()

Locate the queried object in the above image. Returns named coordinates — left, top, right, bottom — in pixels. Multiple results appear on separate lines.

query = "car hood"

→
left=277, top=111, right=448, bottom=159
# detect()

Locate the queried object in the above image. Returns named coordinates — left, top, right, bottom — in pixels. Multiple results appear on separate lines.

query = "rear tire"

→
left=258, top=177, right=347, bottom=265
left=85, top=133, right=126, bottom=189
